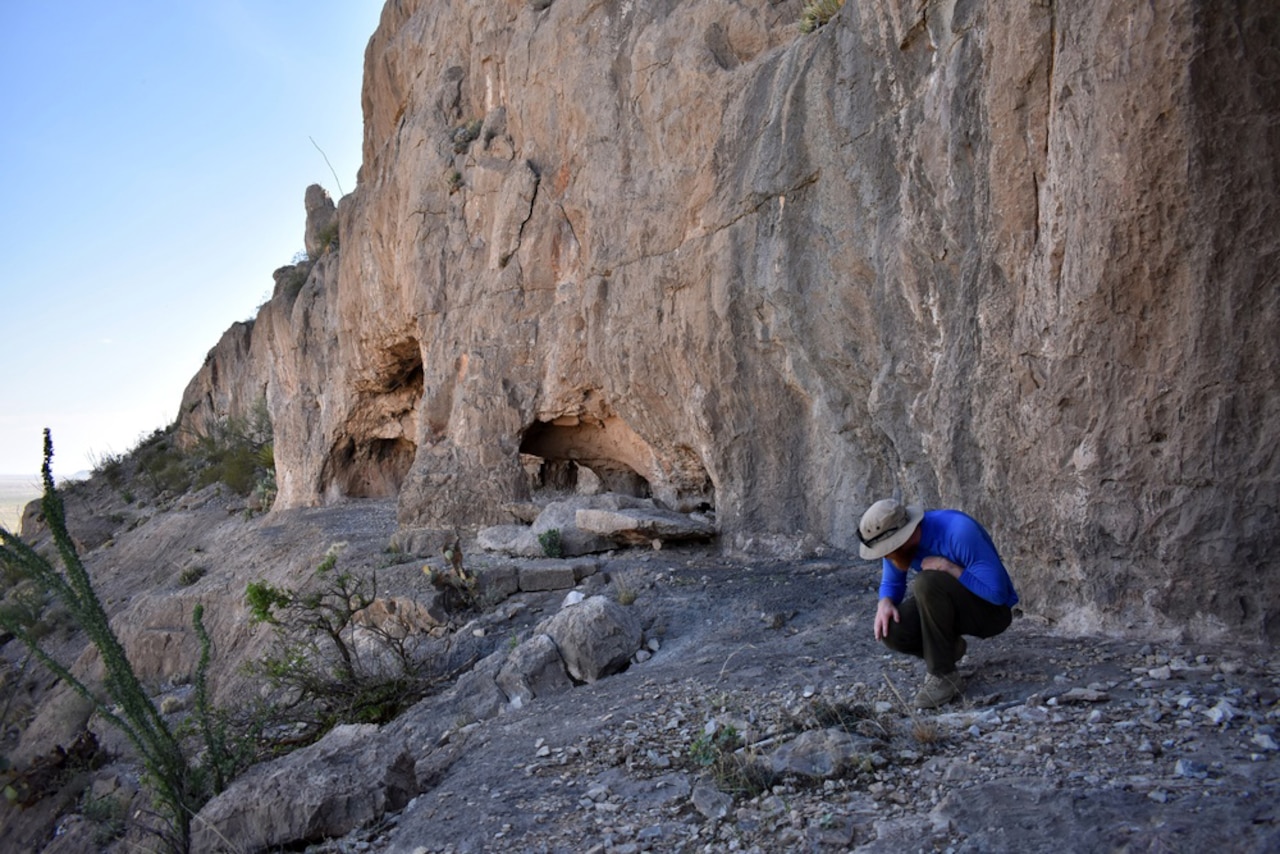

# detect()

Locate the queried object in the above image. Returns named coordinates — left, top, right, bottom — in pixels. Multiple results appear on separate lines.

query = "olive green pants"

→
left=881, top=571, right=1012, bottom=675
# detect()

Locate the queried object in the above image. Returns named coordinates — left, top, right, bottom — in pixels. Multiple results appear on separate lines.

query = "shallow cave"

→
left=519, top=417, right=652, bottom=498
left=518, top=415, right=714, bottom=512
left=322, top=339, right=424, bottom=500
left=325, top=436, right=416, bottom=499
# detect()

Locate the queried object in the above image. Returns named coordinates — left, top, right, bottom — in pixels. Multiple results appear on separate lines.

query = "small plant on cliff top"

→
left=798, top=0, right=845, bottom=33
left=314, top=220, right=339, bottom=255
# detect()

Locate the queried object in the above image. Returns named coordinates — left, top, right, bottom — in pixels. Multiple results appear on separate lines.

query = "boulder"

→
left=353, top=594, right=448, bottom=638
left=518, top=562, right=578, bottom=592
left=191, top=724, right=416, bottom=853
left=474, top=563, right=520, bottom=600
left=767, top=728, right=882, bottom=779
left=496, top=633, right=573, bottom=706
left=540, top=595, right=642, bottom=683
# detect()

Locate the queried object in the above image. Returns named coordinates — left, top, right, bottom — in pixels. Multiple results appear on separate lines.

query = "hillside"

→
left=2, top=481, right=1277, bottom=851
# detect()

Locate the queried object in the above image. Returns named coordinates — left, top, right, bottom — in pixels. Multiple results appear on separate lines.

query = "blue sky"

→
left=0, top=1, right=384, bottom=477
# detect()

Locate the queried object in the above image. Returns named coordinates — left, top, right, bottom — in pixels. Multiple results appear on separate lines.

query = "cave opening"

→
left=519, top=417, right=652, bottom=498
left=322, top=338, right=423, bottom=500
left=327, top=436, right=417, bottom=499
left=518, top=414, right=715, bottom=513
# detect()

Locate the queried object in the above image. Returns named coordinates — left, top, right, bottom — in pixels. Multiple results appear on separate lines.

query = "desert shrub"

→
left=244, top=547, right=467, bottom=742
left=90, top=449, right=127, bottom=488
left=422, top=539, right=481, bottom=613
left=451, top=118, right=483, bottom=153
left=611, top=570, right=639, bottom=605
left=189, top=399, right=275, bottom=500
left=177, top=566, right=206, bottom=587
left=81, top=786, right=131, bottom=846
left=134, top=430, right=192, bottom=495
left=688, top=724, right=775, bottom=797
left=798, top=0, right=845, bottom=33
left=538, top=528, right=563, bottom=558
left=314, top=221, right=339, bottom=254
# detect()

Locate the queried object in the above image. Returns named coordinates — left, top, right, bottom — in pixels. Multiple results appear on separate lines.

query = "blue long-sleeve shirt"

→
left=878, top=509, right=1019, bottom=608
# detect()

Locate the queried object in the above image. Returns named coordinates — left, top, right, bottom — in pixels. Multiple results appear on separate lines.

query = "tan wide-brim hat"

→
left=858, top=499, right=924, bottom=560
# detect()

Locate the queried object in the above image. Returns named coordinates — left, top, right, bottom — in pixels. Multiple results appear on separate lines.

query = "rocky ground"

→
left=4, top=494, right=1278, bottom=853
left=304, top=542, right=1279, bottom=853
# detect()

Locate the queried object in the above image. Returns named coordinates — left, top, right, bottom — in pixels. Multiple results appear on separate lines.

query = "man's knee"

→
left=911, top=570, right=956, bottom=601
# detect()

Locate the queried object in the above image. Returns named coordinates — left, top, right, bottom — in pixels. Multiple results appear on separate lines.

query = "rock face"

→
left=178, top=1, right=1280, bottom=640
left=190, top=723, right=416, bottom=853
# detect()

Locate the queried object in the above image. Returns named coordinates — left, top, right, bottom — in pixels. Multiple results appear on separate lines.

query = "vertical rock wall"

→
left=180, top=0, right=1280, bottom=641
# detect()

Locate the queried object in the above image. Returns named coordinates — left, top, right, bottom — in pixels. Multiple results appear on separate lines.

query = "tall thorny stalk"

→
left=0, top=431, right=201, bottom=850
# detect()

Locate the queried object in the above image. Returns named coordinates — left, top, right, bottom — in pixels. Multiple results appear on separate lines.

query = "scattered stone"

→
left=691, top=780, right=732, bottom=820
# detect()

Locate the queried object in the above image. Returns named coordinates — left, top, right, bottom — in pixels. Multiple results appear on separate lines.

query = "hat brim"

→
left=859, top=503, right=924, bottom=560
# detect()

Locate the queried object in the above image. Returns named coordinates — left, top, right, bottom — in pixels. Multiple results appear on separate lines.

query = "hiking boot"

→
left=914, top=672, right=963, bottom=709
left=954, top=635, right=967, bottom=663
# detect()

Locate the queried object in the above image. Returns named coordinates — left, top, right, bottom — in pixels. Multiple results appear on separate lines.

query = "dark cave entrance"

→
left=519, top=416, right=653, bottom=498
left=326, top=436, right=417, bottom=498
left=322, top=339, right=423, bottom=500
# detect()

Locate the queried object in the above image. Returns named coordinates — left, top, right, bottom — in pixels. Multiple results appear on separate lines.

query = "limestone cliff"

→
left=180, top=0, right=1280, bottom=641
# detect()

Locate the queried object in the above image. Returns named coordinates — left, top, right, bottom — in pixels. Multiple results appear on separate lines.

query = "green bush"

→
left=688, top=724, right=774, bottom=797
left=245, top=548, right=455, bottom=740
left=451, top=118, right=483, bottom=153
left=798, top=0, right=845, bottom=33
left=135, top=431, right=192, bottom=495
left=188, top=399, right=275, bottom=500
left=314, top=221, right=339, bottom=255
left=177, top=566, right=207, bottom=587
left=538, top=528, right=563, bottom=558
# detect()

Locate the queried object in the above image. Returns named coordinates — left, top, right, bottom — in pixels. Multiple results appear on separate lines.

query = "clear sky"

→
left=0, top=1, right=385, bottom=478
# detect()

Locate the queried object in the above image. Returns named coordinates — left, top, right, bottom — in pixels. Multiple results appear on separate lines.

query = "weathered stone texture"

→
left=177, top=1, right=1280, bottom=640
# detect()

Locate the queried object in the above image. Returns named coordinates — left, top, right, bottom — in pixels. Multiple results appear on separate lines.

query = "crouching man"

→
left=858, top=499, right=1019, bottom=709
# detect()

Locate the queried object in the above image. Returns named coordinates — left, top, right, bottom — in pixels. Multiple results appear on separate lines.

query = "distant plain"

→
left=0, top=474, right=41, bottom=532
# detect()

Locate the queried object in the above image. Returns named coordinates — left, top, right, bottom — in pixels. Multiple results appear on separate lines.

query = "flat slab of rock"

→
left=519, top=563, right=578, bottom=592
left=575, top=507, right=716, bottom=545
left=191, top=724, right=415, bottom=853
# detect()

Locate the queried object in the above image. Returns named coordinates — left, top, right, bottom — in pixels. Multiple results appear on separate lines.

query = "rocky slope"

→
left=177, top=0, right=1280, bottom=643
left=4, top=494, right=1277, bottom=852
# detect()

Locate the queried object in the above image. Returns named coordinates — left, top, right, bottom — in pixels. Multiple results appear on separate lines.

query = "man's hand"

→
left=922, top=556, right=962, bottom=579
left=874, top=597, right=899, bottom=641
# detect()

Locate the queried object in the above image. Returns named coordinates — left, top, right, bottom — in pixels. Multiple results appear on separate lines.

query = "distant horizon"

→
left=0, top=471, right=87, bottom=482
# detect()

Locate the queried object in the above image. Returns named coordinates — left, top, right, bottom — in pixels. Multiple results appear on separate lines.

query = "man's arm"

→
left=921, top=556, right=962, bottom=578
left=924, top=514, right=1018, bottom=606
left=875, top=559, right=907, bottom=640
